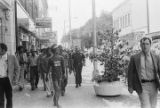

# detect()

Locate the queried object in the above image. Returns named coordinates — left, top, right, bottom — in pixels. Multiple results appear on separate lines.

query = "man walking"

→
left=72, top=47, right=85, bottom=88
left=128, top=37, right=160, bottom=108
left=0, top=43, right=19, bottom=108
left=16, top=46, right=27, bottom=91
left=28, top=51, right=39, bottom=90
left=48, top=46, right=65, bottom=108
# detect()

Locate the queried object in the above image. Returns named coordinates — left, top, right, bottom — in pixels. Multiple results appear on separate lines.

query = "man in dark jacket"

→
left=128, top=37, right=160, bottom=108
left=72, top=47, right=85, bottom=88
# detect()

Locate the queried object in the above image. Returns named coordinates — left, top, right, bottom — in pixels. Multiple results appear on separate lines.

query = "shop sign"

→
left=41, top=32, right=54, bottom=38
left=36, top=17, right=52, bottom=28
left=18, top=18, right=29, bottom=29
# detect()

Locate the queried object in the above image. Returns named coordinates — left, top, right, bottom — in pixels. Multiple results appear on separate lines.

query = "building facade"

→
left=16, top=0, right=50, bottom=51
left=0, top=0, right=16, bottom=54
left=112, top=0, right=160, bottom=42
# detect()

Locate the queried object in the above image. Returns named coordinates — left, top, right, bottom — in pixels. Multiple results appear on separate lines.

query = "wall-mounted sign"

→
left=36, top=17, right=52, bottom=28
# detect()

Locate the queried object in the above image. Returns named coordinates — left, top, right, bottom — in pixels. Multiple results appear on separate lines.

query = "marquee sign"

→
left=36, top=17, right=52, bottom=28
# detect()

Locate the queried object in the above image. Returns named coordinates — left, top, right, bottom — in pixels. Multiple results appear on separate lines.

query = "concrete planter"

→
left=93, top=81, right=123, bottom=96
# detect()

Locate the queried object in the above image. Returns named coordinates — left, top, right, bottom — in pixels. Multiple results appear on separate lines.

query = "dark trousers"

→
left=0, top=77, right=12, bottom=108
left=30, top=66, right=39, bottom=89
left=74, top=65, right=82, bottom=85
left=61, top=75, right=68, bottom=92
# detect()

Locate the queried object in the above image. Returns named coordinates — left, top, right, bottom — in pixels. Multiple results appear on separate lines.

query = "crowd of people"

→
left=0, top=43, right=85, bottom=108
left=1, top=37, right=159, bottom=108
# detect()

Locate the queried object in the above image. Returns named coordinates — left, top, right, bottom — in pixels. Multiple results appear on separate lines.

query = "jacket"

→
left=128, top=52, right=160, bottom=93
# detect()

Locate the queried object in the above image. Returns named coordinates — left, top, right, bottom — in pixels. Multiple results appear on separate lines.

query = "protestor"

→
left=72, top=47, right=85, bottom=88
left=0, top=43, right=20, bottom=108
left=48, top=46, right=65, bottom=108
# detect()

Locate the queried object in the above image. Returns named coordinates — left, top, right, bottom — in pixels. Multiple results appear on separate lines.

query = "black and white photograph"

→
left=0, top=0, right=160, bottom=108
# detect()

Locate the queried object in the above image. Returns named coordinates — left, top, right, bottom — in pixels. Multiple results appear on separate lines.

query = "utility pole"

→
left=14, top=0, right=18, bottom=49
left=68, top=0, right=72, bottom=48
left=146, top=0, right=150, bottom=34
left=92, top=0, right=97, bottom=79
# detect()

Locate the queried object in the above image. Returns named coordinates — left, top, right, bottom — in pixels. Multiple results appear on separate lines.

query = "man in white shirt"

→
left=0, top=43, right=19, bottom=108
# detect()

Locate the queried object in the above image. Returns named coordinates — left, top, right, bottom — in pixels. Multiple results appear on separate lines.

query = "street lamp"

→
left=92, top=0, right=97, bottom=79
left=146, top=0, right=150, bottom=34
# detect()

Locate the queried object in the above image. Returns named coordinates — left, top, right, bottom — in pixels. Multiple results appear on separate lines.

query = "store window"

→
left=0, top=18, right=2, bottom=42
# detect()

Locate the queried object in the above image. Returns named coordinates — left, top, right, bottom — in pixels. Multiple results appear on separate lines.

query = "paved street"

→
left=13, top=58, right=160, bottom=108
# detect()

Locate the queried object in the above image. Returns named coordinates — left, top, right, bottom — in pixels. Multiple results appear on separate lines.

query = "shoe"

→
left=57, top=104, right=62, bottom=108
left=51, top=91, right=54, bottom=96
left=61, top=91, right=64, bottom=96
left=79, top=84, right=81, bottom=87
left=35, top=85, right=38, bottom=88
left=31, top=87, right=35, bottom=91
left=75, top=84, right=78, bottom=88
left=19, top=86, right=23, bottom=91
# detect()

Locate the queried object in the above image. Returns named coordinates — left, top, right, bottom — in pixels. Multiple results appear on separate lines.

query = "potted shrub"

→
left=92, top=29, right=129, bottom=96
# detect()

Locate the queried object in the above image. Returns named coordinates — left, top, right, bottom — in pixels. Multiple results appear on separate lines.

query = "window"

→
left=0, top=18, right=2, bottom=42
left=125, top=15, right=127, bottom=27
left=128, top=13, right=131, bottom=26
left=120, top=17, right=123, bottom=28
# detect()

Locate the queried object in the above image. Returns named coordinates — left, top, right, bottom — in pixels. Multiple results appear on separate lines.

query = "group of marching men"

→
left=15, top=45, right=85, bottom=108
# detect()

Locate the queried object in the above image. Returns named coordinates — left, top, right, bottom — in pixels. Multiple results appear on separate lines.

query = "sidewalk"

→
left=60, top=73, right=139, bottom=108
left=60, top=58, right=160, bottom=108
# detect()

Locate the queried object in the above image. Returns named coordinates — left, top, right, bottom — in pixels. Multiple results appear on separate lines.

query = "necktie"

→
left=145, top=55, right=150, bottom=79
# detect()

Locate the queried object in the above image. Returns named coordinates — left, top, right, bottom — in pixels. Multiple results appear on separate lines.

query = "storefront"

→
left=0, top=1, right=10, bottom=43
left=0, top=0, right=16, bottom=54
left=18, top=26, right=40, bottom=52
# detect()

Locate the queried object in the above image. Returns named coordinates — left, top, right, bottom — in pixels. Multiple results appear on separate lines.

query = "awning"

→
left=146, top=31, right=160, bottom=40
left=18, top=26, right=39, bottom=40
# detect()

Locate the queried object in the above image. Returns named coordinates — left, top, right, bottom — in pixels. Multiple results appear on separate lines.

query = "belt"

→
left=141, top=79, right=155, bottom=83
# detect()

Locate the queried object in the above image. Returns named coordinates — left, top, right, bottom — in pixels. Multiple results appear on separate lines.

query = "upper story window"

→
left=0, top=18, right=3, bottom=43
left=128, top=13, right=131, bottom=26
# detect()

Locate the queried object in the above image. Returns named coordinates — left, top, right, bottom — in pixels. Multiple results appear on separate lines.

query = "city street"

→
left=13, top=58, right=160, bottom=108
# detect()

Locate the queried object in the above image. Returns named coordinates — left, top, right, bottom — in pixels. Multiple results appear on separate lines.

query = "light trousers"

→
left=138, top=82, right=158, bottom=108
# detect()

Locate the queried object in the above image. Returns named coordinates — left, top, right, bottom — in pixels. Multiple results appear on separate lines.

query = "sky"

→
left=47, top=0, right=125, bottom=44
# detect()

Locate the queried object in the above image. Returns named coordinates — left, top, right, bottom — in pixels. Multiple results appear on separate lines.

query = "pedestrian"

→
left=48, top=46, right=65, bottom=108
left=72, top=47, right=85, bottom=88
left=37, top=48, right=47, bottom=91
left=68, top=50, right=74, bottom=74
left=57, top=46, right=68, bottom=96
left=0, top=43, right=20, bottom=108
left=45, top=48, right=53, bottom=97
left=28, top=50, right=39, bottom=90
left=15, top=46, right=27, bottom=91
left=128, top=37, right=160, bottom=108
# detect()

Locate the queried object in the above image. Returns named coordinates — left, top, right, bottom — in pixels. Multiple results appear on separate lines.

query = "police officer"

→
left=48, top=46, right=65, bottom=108
left=72, top=47, right=85, bottom=88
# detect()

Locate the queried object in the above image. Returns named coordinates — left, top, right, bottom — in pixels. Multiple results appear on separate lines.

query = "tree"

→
left=61, top=11, right=112, bottom=49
